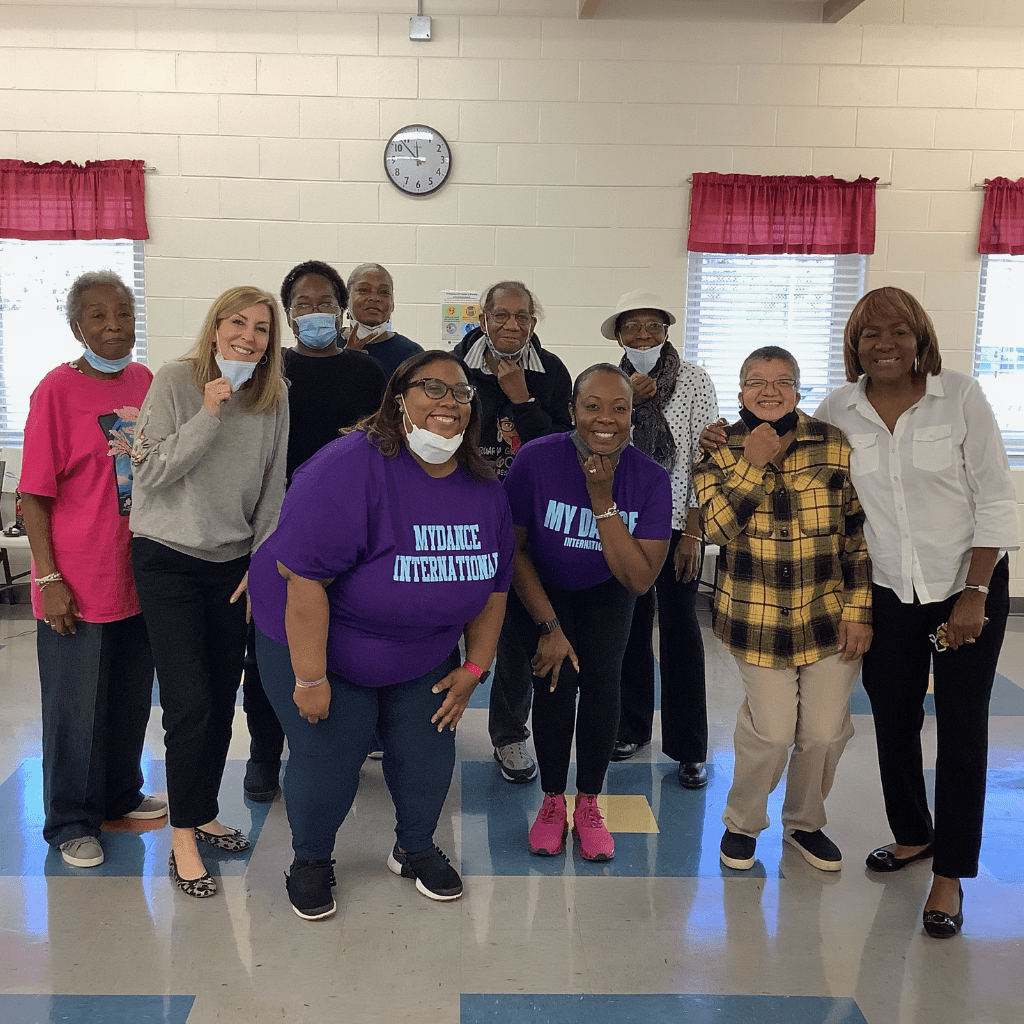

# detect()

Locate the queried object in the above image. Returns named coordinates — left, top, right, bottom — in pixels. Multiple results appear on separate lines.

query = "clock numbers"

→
left=384, top=124, right=452, bottom=197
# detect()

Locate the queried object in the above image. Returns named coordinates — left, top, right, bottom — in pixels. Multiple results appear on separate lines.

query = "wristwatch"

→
left=537, top=617, right=560, bottom=635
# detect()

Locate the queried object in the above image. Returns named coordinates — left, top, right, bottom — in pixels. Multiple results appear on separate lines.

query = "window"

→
left=683, top=252, right=865, bottom=420
left=0, top=239, right=146, bottom=447
left=974, top=254, right=1024, bottom=463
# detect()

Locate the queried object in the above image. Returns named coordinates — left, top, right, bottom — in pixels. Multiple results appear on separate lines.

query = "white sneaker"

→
left=493, top=742, right=538, bottom=784
left=60, top=836, right=104, bottom=868
left=124, top=795, right=168, bottom=819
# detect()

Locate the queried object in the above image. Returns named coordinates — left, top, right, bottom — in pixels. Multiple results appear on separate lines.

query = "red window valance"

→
left=978, top=177, right=1024, bottom=256
left=0, top=159, right=149, bottom=240
left=687, top=173, right=876, bottom=255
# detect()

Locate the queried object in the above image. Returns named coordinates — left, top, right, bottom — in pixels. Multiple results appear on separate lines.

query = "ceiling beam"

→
left=823, top=0, right=866, bottom=21
left=578, top=0, right=599, bottom=19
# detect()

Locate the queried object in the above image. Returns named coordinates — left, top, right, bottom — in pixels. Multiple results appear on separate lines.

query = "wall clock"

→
left=384, top=124, right=452, bottom=197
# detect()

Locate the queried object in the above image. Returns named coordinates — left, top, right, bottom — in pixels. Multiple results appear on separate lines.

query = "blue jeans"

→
left=255, top=628, right=458, bottom=861
left=37, top=614, right=154, bottom=847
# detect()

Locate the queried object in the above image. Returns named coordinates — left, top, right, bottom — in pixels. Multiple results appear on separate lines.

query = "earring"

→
left=259, top=354, right=268, bottom=365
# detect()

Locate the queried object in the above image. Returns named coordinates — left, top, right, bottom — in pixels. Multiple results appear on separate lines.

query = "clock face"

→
left=384, top=124, right=452, bottom=197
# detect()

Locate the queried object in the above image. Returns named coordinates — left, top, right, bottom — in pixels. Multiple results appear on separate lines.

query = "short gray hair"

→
left=739, top=345, right=800, bottom=389
left=347, top=262, right=394, bottom=293
left=65, top=271, right=134, bottom=325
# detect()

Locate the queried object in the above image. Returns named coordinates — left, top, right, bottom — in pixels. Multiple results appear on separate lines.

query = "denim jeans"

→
left=38, top=614, right=154, bottom=847
left=255, top=627, right=458, bottom=861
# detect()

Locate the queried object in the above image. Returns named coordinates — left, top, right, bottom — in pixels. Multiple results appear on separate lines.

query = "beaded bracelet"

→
left=35, top=572, right=64, bottom=589
left=682, top=533, right=703, bottom=543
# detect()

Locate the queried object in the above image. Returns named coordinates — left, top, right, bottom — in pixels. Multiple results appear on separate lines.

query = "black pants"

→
left=503, top=577, right=635, bottom=795
left=618, top=531, right=708, bottom=762
left=862, top=557, right=1010, bottom=879
left=242, top=619, right=285, bottom=766
left=132, top=538, right=250, bottom=829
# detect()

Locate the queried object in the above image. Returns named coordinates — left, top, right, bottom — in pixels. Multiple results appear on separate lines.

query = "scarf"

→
left=620, top=340, right=680, bottom=470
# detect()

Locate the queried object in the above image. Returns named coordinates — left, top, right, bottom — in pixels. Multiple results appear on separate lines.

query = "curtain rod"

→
left=686, top=176, right=890, bottom=186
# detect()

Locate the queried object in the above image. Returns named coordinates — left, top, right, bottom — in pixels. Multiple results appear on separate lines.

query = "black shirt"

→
left=282, top=347, right=387, bottom=483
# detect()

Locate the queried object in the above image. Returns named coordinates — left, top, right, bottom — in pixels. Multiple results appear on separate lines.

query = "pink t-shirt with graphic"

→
left=21, top=361, right=153, bottom=623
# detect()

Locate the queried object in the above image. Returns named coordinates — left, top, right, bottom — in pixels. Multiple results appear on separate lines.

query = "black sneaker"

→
left=784, top=829, right=842, bottom=871
left=285, top=859, right=337, bottom=920
left=387, top=843, right=463, bottom=901
left=720, top=828, right=756, bottom=870
left=244, top=759, right=280, bottom=802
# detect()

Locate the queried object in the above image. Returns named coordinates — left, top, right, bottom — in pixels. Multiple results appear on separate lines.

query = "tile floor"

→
left=0, top=601, right=1022, bottom=1024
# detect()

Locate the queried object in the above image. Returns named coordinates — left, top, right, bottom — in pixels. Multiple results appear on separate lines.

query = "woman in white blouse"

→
left=605, top=291, right=720, bottom=789
left=816, top=286, right=1018, bottom=939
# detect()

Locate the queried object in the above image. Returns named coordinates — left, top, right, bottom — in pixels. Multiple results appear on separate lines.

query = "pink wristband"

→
left=462, top=661, right=484, bottom=679
left=294, top=675, right=327, bottom=689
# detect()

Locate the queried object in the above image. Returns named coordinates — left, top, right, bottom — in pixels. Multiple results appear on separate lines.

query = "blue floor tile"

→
left=0, top=994, right=194, bottom=1024
left=0, top=759, right=272, bottom=878
left=461, top=993, right=868, bottom=1024
left=850, top=671, right=1024, bottom=716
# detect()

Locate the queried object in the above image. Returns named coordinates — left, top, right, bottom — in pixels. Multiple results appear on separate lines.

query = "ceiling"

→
left=577, top=1, right=867, bottom=22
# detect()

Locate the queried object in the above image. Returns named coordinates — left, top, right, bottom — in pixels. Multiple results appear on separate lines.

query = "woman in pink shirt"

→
left=21, top=271, right=167, bottom=870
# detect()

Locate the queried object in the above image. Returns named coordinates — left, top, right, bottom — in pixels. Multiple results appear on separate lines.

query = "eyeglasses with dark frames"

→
left=408, top=377, right=477, bottom=404
left=485, top=311, right=534, bottom=328
left=290, top=302, right=342, bottom=316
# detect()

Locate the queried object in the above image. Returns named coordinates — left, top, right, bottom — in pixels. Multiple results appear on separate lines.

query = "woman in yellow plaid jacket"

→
left=694, top=345, right=872, bottom=875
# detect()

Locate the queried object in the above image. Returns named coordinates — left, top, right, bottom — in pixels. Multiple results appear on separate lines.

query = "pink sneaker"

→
left=529, top=794, right=568, bottom=856
left=573, top=795, right=615, bottom=861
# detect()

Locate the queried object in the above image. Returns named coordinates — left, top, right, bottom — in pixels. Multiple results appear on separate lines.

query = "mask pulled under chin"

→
left=483, top=332, right=529, bottom=365
left=570, top=428, right=631, bottom=462
left=353, top=318, right=392, bottom=341
left=623, top=342, right=663, bottom=376
left=402, top=399, right=465, bottom=465
left=215, top=355, right=258, bottom=390
left=82, top=347, right=133, bottom=374
left=739, top=405, right=799, bottom=437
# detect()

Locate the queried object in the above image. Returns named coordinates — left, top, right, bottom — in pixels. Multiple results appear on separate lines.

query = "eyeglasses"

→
left=742, top=378, right=798, bottom=392
left=290, top=303, right=342, bottom=316
left=485, top=311, right=534, bottom=328
left=619, top=320, right=667, bottom=337
left=409, top=378, right=477, bottom=404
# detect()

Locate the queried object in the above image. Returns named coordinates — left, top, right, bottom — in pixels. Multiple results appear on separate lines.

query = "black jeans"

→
left=618, top=531, right=708, bottom=762
left=38, top=614, right=154, bottom=847
left=862, top=556, right=1010, bottom=879
left=132, top=538, right=250, bottom=829
left=503, top=577, right=635, bottom=795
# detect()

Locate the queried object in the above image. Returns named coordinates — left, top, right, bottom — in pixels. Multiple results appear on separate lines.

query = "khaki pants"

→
left=722, top=652, right=860, bottom=838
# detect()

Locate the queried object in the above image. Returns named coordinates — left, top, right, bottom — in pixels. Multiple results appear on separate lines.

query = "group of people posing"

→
left=25, top=262, right=1015, bottom=942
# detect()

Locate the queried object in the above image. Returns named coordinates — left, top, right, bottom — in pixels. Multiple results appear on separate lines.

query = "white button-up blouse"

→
left=815, top=369, right=1019, bottom=605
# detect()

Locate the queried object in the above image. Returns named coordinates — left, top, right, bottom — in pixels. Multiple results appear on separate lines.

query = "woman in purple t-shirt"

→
left=250, top=350, right=514, bottom=919
left=502, top=364, right=672, bottom=862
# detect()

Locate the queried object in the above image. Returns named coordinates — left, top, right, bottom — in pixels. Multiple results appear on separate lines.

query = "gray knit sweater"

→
left=129, top=360, right=289, bottom=562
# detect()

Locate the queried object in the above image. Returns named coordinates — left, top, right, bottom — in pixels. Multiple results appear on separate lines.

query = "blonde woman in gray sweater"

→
left=130, top=286, right=289, bottom=898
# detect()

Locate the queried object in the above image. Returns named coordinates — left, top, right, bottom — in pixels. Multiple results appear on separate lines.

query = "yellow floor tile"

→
left=595, top=794, right=660, bottom=834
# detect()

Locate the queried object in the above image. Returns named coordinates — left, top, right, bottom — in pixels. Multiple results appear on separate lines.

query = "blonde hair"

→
left=843, top=287, right=941, bottom=383
left=182, top=286, right=285, bottom=414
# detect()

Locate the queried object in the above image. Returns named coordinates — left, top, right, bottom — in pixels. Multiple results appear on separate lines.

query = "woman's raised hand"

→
left=699, top=418, right=728, bottom=451
left=203, top=377, right=233, bottom=417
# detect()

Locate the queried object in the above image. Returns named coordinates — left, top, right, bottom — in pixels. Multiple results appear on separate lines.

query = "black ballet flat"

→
left=866, top=842, right=933, bottom=873
left=194, top=824, right=251, bottom=853
left=923, top=885, right=964, bottom=939
left=169, top=851, right=217, bottom=899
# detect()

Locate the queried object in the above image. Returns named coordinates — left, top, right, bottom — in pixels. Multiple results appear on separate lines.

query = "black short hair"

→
left=280, top=260, right=348, bottom=312
left=571, top=363, right=634, bottom=405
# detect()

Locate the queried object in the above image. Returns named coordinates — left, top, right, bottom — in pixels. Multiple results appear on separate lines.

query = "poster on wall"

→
left=441, top=291, right=480, bottom=347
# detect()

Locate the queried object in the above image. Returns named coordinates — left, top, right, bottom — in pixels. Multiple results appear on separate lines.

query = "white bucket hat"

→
left=600, top=290, right=677, bottom=340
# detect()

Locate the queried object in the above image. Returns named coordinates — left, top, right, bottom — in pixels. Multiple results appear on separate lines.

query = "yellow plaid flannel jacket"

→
left=694, top=410, right=872, bottom=669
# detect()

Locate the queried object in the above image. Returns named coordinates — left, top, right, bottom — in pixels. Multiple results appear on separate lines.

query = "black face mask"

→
left=739, top=405, right=799, bottom=437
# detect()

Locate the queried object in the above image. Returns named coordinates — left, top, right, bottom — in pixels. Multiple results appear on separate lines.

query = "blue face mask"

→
left=215, top=354, right=258, bottom=389
left=294, top=313, right=339, bottom=350
left=76, top=322, right=133, bottom=373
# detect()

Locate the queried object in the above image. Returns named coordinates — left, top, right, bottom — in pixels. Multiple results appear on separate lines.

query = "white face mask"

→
left=623, top=342, right=664, bottom=376
left=401, top=397, right=464, bottom=465
left=215, top=355, right=258, bottom=389
left=353, top=318, right=392, bottom=340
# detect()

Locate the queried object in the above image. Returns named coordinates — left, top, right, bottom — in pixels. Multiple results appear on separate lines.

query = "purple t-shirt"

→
left=504, top=432, right=672, bottom=592
left=249, top=431, right=514, bottom=687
